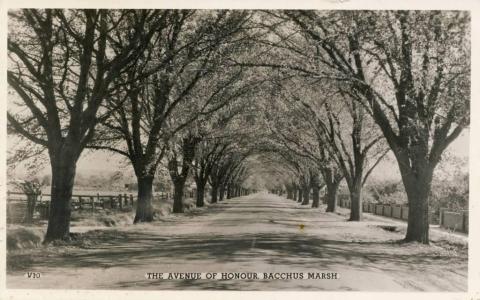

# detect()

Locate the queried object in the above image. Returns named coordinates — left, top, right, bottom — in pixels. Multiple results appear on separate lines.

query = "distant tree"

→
left=167, top=133, right=201, bottom=213
left=108, top=171, right=124, bottom=187
left=210, top=151, right=251, bottom=202
left=289, top=85, right=389, bottom=220
left=89, top=10, right=253, bottom=222
left=14, top=179, right=43, bottom=224
left=193, top=140, right=229, bottom=207
left=40, top=174, right=51, bottom=186
left=192, top=91, right=261, bottom=207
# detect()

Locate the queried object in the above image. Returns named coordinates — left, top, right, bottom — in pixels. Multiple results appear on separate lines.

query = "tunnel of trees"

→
left=7, top=9, right=469, bottom=244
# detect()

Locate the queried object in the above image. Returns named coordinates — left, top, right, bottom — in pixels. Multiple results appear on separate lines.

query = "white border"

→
left=1, top=1, right=479, bottom=300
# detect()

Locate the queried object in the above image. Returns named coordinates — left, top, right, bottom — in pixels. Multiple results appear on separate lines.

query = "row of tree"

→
left=8, top=9, right=262, bottom=242
left=8, top=10, right=469, bottom=244
left=250, top=10, right=469, bottom=244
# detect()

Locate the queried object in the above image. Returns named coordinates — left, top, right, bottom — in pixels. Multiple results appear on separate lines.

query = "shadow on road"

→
left=7, top=194, right=468, bottom=291
left=9, top=230, right=463, bottom=271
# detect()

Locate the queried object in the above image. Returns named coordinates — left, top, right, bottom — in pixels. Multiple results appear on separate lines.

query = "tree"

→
left=194, top=128, right=254, bottom=206
left=284, top=81, right=388, bottom=220
left=7, top=9, right=163, bottom=241
left=89, top=10, right=253, bottom=222
left=169, top=54, right=262, bottom=211
left=209, top=152, right=248, bottom=203
left=209, top=147, right=252, bottom=203
left=284, top=11, right=470, bottom=242
left=256, top=133, right=313, bottom=206
left=193, top=140, right=229, bottom=207
left=14, top=179, right=43, bottom=224
left=167, top=133, right=200, bottom=213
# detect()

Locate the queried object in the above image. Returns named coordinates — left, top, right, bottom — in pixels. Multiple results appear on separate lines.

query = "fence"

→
left=7, top=191, right=171, bottom=224
left=337, top=198, right=468, bottom=233
left=360, top=202, right=409, bottom=221
left=439, top=209, right=468, bottom=233
left=338, top=194, right=351, bottom=209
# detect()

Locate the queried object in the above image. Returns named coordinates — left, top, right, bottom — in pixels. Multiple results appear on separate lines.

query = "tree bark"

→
left=301, top=184, right=310, bottom=205
left=219, top=184, right=226, bottom=201
left=134, top=175, right=154, bottom=223
left=287, top=187, right=293, bottom=200
left=44, top=157, right=77, bottom=242
left=401, top=162, right=433, bottom=244
left=311, top=185, right=320, bottom=208
left=297, top=188, right=303, bottom=203
left=293, top=187, right=297, bottom=201
left=173, top=179, right=186, bottom=213
left=325, top=181, right=340, bottom=213
left=195, top=179, right=207, bottom=207
left=310, top=173, right=320, bottom=208
left=348, top=177, right=363, bottom=221
left=211, top=184, right=219, bottom=203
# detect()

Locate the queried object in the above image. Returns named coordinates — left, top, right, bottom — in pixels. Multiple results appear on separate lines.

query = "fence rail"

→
left=440, top=209, right=468, bottom=233
left=7, top=191, right=172, bottom=224
left=337, top=197, right=468, bottom=233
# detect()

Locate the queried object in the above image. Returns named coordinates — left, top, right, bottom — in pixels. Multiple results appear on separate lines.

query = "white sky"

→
left=9, top=129, right=470, bottom=184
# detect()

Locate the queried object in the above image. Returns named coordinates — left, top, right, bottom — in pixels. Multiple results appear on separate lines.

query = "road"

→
left=7, top=192, right=467, bottom=291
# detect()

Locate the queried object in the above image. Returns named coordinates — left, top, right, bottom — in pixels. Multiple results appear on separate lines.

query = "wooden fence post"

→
left=90, top=196, right=95, bottom=213
left=79, top=196, right=83, bottom=209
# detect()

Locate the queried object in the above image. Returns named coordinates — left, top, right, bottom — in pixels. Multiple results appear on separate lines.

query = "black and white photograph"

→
left=2, top=0, right=478, bottom=298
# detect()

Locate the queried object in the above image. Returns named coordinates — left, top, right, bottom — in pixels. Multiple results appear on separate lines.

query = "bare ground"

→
left=6, top=192, right=467, bottom=291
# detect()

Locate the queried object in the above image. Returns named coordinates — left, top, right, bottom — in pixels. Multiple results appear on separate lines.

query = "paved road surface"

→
left=7, top=192, right=467, bottom=291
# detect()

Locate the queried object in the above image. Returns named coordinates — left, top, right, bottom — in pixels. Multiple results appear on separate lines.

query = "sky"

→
left=9, top=129, right=470, bottom=184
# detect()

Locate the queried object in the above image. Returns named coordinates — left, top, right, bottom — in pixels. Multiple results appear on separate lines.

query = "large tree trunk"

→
left=311, top=173, right=320, bottom=208
left=287, top=187, right=293, bottom=200
left=219, top=184, right=226, bottom=201
left=173, top=179, right=187, bottom=213
left=311, top=185, right=320, bottom=208
left=134, top=175, right=154, bottom=223
left=211, top=184, right=219, bottom=203
left=44, top=158, right=77, bottom=242
left=293, top=186, right=297, bottom=201
left=401, top=162, right=433, bottom=244
left=348, top=177, right=363, bottom=221
left=325, top=181, right=340, bottom=213
left=405, top=183, right=431, bottom=243
left=301, top=185, right=310, bottom=205
left=195, top=179, right=207, bottom=207
left=297, top=188, right=303, bottom=203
